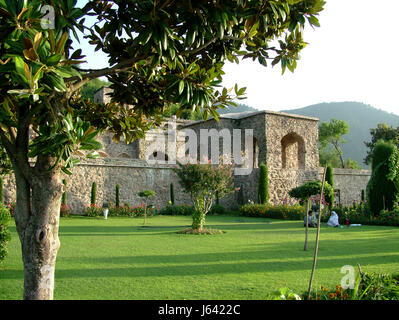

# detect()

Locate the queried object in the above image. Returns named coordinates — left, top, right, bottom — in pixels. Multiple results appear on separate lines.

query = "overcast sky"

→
left=77, top=0, right=399, bottom=115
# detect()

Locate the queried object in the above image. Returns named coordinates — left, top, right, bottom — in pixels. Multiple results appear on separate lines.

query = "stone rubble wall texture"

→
left=320, top=168, right=371, bottom=205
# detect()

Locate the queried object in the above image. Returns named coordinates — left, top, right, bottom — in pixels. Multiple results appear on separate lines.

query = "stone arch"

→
left=281, top=132, right=305, bottom=169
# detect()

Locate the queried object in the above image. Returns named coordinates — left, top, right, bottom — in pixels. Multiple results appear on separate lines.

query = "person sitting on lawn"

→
left=327, top=211, right=340, bottom=227
left=304, top=210, right=317, bottom=227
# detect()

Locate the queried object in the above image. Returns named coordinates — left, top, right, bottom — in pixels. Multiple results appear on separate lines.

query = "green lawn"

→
left=1, top=214, right=399, bottom=300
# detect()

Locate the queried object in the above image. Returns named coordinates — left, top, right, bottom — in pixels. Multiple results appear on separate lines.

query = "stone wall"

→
left=2, top=159, right=192, bottom=214
left=2, top=160, right=372, bottom=213
left=319, top=168, right=371, bottom=206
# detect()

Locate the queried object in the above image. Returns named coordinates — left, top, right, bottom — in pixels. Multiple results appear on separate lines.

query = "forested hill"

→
left=218, top=103, right=258, bottom=114
left=281, top=102, right=399, bottom=168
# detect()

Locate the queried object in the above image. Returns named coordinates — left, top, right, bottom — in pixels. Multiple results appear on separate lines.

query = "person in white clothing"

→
left=327, top=211, right=340, bottom=227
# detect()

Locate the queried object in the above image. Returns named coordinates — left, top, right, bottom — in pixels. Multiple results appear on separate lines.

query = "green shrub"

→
left=90, top=182, right=97, bottom=206
left=325, top=165, right=334, bottom=208
left=209, top=204, right=226, bottom=215
left=0, top=204, right=11, bottom=262
left=367, top=141, right=399, bottom=215
left=239, top=203, right=304, bottom=220
left=258, top=163, right=269, bottom=204
left=84, top=204, right=103, bottom=217
left=107, top=202, right=154, bottom=217
left=60, top=204, right=72, bottom=217
left=6, top=203, right=15, bottom=217
left=308, top=272, right=399, bottom=300
left=158, top=204, right=194, bottom=216
left=327, top=203, right=399, bottom=227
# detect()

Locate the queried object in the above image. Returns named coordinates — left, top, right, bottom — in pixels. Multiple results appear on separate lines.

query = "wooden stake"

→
left=307, top=166, right=327, bottom=299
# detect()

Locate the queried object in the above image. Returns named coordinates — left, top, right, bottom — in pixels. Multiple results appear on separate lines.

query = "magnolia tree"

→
left=174, top=162, right=236, bottom=232
left=0, top=0, right=325, bottom=299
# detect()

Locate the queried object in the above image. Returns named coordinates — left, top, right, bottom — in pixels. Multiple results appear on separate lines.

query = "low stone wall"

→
left=318, top=168, right=371, bottom=206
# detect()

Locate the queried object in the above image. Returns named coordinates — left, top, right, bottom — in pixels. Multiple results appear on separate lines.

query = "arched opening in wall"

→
left=118, top=152, right=131, bottom=159
left=281, top=133, right=305, bottom=169
left=253, top=137, right=259, bottom=168
left=148, top=151, right=169, bottom=162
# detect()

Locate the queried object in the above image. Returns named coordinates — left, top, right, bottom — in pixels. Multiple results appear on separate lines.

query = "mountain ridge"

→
left=223, top=101, right=399, bottom=169
left=280, top=102, right=399, bottom=168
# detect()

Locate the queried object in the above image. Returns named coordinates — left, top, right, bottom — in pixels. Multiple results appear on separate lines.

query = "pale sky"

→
left=77, top=0, right=399, bottom=115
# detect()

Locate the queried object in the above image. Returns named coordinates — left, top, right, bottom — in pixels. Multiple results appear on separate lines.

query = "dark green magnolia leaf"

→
left=178, top=80, right=184, bottom=94
left=46, top=54, right=62, bottom=66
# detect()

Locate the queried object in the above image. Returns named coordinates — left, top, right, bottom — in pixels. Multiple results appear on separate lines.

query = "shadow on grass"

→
left=2, top=248, right=398, bottom=280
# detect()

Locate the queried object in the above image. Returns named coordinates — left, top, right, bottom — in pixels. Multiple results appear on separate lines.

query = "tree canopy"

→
left=289, top=180, right=333, bottom=203
left=319, top=119, right=349, bottom=168
left=364, top=123, right=399, bottom=165
left=366, top=140, right=399, bottom=215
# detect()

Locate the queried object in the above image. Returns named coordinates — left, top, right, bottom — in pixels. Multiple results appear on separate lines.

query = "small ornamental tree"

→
left=115, top=184, right=120, bottom=208
left=325, top=165, right=334, bottom=209
left=258, top=163, right=269, bottom=204
left=289, top=179, right=333, bottom=250
left=90, top=182, right=97, bottom=206
left=169, top=183, right=175, bottom=206
left=174, top=162, right=235, bottom=232
left=138, top=189, right=156, bottom=225
left=289, top=180, right=333, bottom=204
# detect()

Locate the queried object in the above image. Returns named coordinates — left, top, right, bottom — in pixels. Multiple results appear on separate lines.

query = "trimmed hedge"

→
left=158, top=204, right=194, bottom=216
left=239, top=204, right=304, bottom=220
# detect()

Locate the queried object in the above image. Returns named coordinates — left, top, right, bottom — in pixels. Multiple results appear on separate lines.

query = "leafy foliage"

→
left=364, top=123, right=399, bottom=165
left=0, top=203, right=11, bottom=262
left=319, top=119, right=349, bottom=168
left=289, top=180, right=333, bottom=203
left=158, top=204, right=193, bottom=216
left=366, top=140, right=399, bottom=215
left=115, top=184, right=120, bottom=207
left=90, top=181, right=97, bottom=206
left=174, top=161, right=235, bottom=230
left=0, top=144, right=12, bottom=176
left=138, top=189, right=156, bottom=199
left=258, top=163, right=269, bottom=204
left=325, top=165, right=334, bottom=209
left=240, top=203, right=304, bottom=220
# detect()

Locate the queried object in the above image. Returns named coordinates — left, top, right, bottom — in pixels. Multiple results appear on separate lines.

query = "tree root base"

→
left=176, top=228, right=225, bottom=235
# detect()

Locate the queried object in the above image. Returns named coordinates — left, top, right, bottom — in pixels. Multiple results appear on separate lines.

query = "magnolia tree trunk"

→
left=14, top=157, right=63, bottom=300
